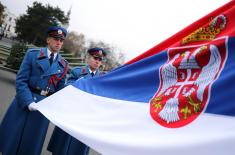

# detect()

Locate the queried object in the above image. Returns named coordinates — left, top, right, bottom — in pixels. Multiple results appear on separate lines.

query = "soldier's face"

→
left=87, top=55, right=102, bottom=71
left=47, top=37, right=64, bottom=52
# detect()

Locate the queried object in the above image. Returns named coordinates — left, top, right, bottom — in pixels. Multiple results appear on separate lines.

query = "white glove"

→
left=28, top=102, right=39, bottom=111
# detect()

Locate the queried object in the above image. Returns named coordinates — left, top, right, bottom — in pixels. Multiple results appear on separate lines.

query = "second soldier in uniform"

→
left=47, top=47, right=106, bottom=155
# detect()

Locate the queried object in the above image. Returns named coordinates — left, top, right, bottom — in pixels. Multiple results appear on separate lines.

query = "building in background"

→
left=2, top=8, right=17, bottom=39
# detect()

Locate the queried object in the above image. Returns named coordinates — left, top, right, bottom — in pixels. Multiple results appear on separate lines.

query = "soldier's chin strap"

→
left=47, top=63, right=68, bottom=92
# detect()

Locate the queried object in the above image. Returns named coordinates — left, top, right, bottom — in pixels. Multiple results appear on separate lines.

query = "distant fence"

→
left=0, top=44, right=18, bottom=73
left=0, top=45, right=11, bottom=65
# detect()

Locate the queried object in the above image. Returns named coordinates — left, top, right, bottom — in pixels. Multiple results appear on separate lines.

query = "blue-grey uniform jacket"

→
left=47, top=66, right=103, bottom=155
left=0, top=47, right=68, bottom=155
left=67, top=65, right=102, bottom=84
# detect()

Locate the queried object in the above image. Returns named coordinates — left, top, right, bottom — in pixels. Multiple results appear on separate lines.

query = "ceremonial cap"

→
left=87, top=47, right=106, bottom=57
left=47, top=26, right=67, bottom=39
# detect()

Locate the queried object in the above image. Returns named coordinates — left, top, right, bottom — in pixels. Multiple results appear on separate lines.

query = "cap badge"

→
left=58, top=29, right=63, bottom=34
left=98, top=50, right=102, bottom=55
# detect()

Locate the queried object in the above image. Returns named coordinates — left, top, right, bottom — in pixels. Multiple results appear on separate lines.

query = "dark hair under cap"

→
left=47, top=26, right=67, bottom=39
left=87, top=47, right=106, bottom=57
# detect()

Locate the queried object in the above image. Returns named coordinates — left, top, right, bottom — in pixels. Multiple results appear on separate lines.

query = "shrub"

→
left=6, top=43, right=28, bottom=70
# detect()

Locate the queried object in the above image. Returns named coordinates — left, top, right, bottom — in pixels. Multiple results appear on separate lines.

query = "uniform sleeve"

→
left=67, top=68, right=79, bottom=85
left=66, top=67, right=84, bottom=85
left=15, top=51, right=34, bottom=109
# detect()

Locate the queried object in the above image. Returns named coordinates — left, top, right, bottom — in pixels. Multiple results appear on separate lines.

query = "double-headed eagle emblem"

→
left=150, top=39, right=227, bottom=128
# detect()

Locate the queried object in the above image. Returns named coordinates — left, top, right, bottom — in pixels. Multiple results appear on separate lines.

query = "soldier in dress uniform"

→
left=47, top=47, right=106, bottom=155
left=0, top=26, right=69, bottom=155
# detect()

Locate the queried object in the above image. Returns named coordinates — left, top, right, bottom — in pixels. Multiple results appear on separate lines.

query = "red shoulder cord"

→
left=47, top=63, right=68, bottom=92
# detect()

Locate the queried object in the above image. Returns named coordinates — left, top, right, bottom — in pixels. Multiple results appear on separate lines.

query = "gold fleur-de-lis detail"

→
left=181, top=105, right=191, bottom=119
left=154, top=102, right=162, bottom=112
left=188, top=96, right=201, bottom=113
left=151, top=96, right=162, bottom=105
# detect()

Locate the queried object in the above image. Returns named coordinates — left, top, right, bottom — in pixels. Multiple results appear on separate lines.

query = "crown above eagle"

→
left=182, top=14, right=226, bottom=45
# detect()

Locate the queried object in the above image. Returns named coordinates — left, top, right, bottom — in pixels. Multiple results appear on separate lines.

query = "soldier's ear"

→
left=46, top=37, right=51, bottom=44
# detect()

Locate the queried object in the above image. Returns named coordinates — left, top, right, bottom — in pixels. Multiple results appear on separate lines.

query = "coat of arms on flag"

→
left=150, top=37, right=228, bottom=128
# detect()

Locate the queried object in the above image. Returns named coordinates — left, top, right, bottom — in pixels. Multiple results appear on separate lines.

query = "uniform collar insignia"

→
left=82, top=68, right=88, bottom=75
left=38, top=50, right=47, bottom=59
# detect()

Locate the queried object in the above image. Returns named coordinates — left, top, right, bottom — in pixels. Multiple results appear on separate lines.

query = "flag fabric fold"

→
left=38, top=86, right=235, bottom=155
left=36, top=1, right=235, bottom=155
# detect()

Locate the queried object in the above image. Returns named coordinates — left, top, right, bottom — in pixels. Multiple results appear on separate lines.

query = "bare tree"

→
left=87, top=40, right=125, bottom=71
left=63, top=31, right=86, bottom=56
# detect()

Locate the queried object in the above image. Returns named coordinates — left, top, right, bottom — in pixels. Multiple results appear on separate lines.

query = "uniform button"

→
left=36, top=86, right=40, bottom=89
left=33, top=97, right=37, bottom=101
left=58, top=70, right=61, bottom=73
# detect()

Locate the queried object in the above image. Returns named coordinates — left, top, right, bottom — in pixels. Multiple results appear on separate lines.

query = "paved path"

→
left=0, top=69, right=100, bottom=155
left=0, top=69, right=53, bottom=155
left=0, top=69, right=16, bottom=121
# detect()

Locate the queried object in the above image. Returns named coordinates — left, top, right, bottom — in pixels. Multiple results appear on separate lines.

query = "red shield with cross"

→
left=150, top=37, right=227, bottom=128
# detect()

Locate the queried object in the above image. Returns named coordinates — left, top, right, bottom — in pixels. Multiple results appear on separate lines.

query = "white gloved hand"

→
left=28, top=102, right=38, bottom=111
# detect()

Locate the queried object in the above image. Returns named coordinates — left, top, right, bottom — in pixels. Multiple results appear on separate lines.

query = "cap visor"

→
left=49, top=34, right=65, bottom=40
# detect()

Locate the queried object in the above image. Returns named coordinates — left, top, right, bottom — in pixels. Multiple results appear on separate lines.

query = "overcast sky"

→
left=1, top=0, right=230, bottom=61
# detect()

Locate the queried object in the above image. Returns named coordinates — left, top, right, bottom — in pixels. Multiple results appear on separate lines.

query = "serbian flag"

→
left=37, top=1, right=235, bottom=155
